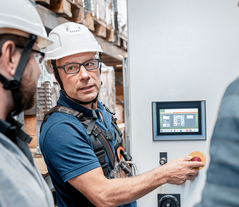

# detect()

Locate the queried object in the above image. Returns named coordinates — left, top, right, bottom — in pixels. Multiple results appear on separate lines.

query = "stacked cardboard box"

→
left=99, top=64, right=116, bottom=113
left=92, top=0, right=114, bottom=28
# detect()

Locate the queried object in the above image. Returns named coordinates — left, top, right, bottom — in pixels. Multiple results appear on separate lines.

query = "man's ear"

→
left=0, top=41, right=19, bottom=78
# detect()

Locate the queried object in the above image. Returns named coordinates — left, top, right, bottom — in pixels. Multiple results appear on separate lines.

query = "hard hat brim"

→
left=0, top=28, right=53, bottom=49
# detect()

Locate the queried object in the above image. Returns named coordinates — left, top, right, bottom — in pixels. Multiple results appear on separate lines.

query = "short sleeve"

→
left=41, top=114, right=101, bottom=182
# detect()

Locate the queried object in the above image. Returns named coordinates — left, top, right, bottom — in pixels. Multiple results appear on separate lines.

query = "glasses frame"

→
left=15, top=44, right=45, bottom=64
left=57, top=59, right=100, bottom=74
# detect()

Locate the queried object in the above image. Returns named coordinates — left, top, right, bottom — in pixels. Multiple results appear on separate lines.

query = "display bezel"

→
left=152, top=101, right=206, bottom=141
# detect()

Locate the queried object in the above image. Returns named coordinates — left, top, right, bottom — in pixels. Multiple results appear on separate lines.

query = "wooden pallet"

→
left=120, top=36, right=127, bottom=50
left=49, top=0, right=72, bottom=18
left=34, top=0, right=117, bottom=43
left=105, top=27, right=114, bottom=42
left=30, top=148, right=48, bottom=175
left=84, top=11, right=95, bottom=31
left=25, top=115, right=37, bottom=148
left=33, top=0, right=50, bottom=6
left=84, top=11, right=115, bottom=41
left=114, top=31, right=127, bottom=50
left=67, top=0, right=83, bottom=7
left=93, top=20, right=107, bottom=38
left=67, top=3, right=84, bottom=23
left=35, top=0, right=84, bottom=19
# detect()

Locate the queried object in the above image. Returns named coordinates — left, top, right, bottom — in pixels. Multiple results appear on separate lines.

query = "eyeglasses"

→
left=15, top=44, right=45, bottom=64
left=57, top=59, right=100, bottom=74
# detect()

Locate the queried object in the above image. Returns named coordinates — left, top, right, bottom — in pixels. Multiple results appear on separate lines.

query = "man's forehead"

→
left=57, top=52, right=96, bottom=64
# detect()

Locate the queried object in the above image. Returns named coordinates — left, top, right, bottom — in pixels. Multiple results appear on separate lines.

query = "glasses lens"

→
left=33, top=53, right=41, bottom=64
left=39, top=55, right=44, bottom=64
left=32, top=51, right=45, bottom=64
left=65, top=64, right=80, bottom=74
left=84, top=59, right=99, bottom=70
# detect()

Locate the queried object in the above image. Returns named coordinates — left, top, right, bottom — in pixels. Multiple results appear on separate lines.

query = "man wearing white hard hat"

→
left=0, top=0, right=54, bottom=206
left=40, top=22, right=204, bottom=207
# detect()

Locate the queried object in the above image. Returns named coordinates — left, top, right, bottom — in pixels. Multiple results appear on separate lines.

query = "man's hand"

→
left=161, top=156, right=205, bottom=185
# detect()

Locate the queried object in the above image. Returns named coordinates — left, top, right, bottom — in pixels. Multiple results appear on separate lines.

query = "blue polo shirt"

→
left=40, top=91, right=137, bottom=207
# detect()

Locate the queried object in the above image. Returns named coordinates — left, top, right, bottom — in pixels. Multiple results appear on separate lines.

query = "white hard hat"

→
left=0, top=0, right=52, bottom=49
left=44, top=22, right=103, bottom=73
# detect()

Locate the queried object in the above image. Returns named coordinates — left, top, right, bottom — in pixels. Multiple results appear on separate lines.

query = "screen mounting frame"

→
left=152, top=101, right=206, bottom=141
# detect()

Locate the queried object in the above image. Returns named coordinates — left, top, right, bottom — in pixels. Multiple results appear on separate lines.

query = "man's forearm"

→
left=89, top=167, right=168, bottom=207
left=83, top=167, right=167, bottom=207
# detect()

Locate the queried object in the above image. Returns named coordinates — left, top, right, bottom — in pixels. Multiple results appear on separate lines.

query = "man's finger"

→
left=189, top=161, right=205, bottom=168
left=182, top=156, right=193, bottom=161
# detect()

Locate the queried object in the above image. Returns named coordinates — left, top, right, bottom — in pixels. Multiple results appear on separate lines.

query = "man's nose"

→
left=79, top=65, right=90, bottom=79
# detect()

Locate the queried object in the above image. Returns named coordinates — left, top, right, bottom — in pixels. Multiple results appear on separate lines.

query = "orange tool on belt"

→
left=117, top=146, right=132, bottom=162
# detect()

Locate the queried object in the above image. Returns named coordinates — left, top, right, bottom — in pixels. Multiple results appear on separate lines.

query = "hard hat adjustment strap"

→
left=14, top=34, right=37, bottom=82
left=51, top=60, right=64, bottom=90
left=0, top=74, right=22, bottom=116
left=0, top=74, right=21, bottom=90
left=99, top=52, right=102, bottom=74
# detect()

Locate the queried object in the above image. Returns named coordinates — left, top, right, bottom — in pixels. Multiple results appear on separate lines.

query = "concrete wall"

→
left=127, top=1, right=239, bottom=206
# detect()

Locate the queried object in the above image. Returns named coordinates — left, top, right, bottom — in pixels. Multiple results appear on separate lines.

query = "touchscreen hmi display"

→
left=152, top=101, right=206, bottom=141
left=160, top=108, right=199, bottom=133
